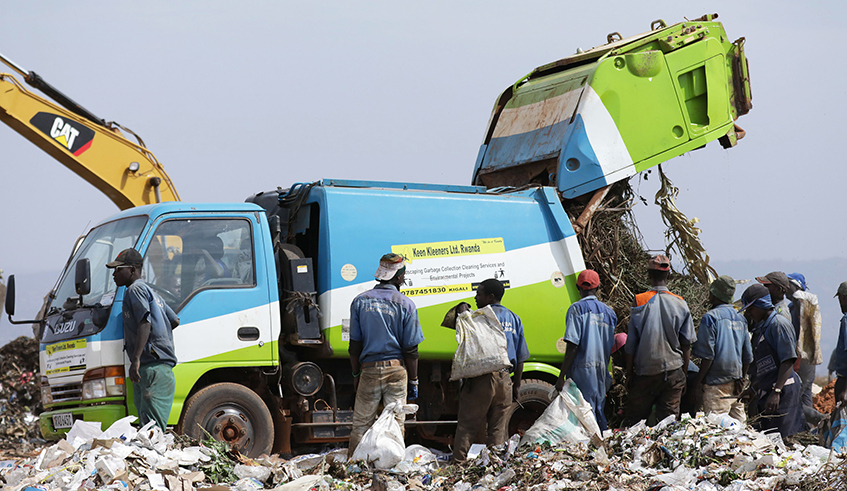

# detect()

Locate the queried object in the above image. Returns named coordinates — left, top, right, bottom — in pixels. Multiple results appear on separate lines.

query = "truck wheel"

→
left=178, top=382, right=274, bottom=457
left=508, top=379, right=555, bottom=437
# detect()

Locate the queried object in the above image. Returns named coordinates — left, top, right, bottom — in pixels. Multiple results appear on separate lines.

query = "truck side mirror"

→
left=75, top=258, right=91, bottom=296
left=5, top=274, right=15, bottom=316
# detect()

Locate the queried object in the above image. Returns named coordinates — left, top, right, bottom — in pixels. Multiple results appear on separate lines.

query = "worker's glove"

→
left=408, top=379, right=419, bottom=400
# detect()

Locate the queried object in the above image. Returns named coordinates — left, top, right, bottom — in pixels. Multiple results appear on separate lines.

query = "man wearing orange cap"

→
left=624, top=255, right=696, bottom=425
left=554, top=269, right=617, bottom=430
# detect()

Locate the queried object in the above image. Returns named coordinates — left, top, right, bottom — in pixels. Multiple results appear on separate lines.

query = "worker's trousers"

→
left=347, top=365, right=407, bottom=457
left=625, top=367, right=685, bottom=425
left=133, top=362, right=176, bottom=431
left=452, top=371, right=512, bottom=462
left=702, top=380, right=746, bottom=423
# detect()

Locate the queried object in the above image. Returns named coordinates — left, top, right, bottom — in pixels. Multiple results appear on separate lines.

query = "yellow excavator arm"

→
left=0, top=52, right=178, bottom=210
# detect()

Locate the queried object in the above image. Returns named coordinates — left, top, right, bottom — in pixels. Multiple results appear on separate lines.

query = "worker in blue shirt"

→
left=691, top=275, right=752, bottom=422
left=832, top=281, right=847, bottom=406
left=451, top=278, right=529, bottom=462
left=348, top=253, right=425, bottom=457
left=741, top=283, right=804, bottom=438
left=624, top=255, right=696, bottom=425
left=108, top=248, right=180, bottom=431
left=554, top=269, right=616, bottom=430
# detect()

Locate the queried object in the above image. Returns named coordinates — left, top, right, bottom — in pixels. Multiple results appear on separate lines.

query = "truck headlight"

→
left=41, top=377, right=53, bottom=405
left=82, top=379, right=107, bottom=399
left=82, top=366, right=126, bottom=400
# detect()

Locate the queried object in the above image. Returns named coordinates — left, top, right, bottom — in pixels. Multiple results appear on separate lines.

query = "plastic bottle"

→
left=706, top=412, right=740, bottom=428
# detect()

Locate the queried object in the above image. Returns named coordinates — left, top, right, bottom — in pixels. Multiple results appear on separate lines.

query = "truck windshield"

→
left=53, top=216, right=147, bottom=309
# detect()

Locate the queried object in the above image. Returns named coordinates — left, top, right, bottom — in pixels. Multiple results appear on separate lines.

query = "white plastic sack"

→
left=794, top=290, right=823, bottom=364
left=450, top=306, right=511, bottom=381
left=350, top=402, right=418, bottom=469
left=520, top=379, right=602, bottom=447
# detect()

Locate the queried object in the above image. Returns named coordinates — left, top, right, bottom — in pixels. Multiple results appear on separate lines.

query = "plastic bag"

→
left=794, top=290, right=823, bottom=364
left=350, top=403, right=418, bottom=469
left=821, top=404, right=847, bottom=453
left=520, top=379, right=602, bottom=447
left=450, top=306, right=511, bottom=381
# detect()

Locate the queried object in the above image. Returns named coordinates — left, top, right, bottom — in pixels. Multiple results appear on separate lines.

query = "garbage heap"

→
left=0, top=336, right=44, bottom=457
left=2, top=413, right=844, bottom=491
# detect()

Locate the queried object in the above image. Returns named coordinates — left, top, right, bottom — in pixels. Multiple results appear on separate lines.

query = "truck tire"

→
left=178, top=382, right=274, bottom=457
left=508, top=379, right=555, bottom=437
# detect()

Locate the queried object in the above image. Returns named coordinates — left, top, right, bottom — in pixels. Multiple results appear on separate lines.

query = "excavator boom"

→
left=0, top=53, right=179, bottom=210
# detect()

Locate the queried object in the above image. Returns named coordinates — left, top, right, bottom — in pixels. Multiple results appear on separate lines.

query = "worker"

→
left=741, top=283, right=805, bottom=438
left=691, top=275, right=752, bottom=422
left=107, top=248, right=179, bottom=430
left=452, top=278, right=529, bottom=462
left=786, top=273, right=823, bottom=423
left=623, top=255, right=696, bottom=425
left=756, top=271, right=792, bottom=321
left=554, top=269, right=616, bottom=431
left=832, top=282, right=847, bottom=406
left=347, top=253, right=424, bottom=458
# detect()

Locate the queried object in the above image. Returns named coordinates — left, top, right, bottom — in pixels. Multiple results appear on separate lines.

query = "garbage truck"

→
left=4, top=14, right=750, bottom=457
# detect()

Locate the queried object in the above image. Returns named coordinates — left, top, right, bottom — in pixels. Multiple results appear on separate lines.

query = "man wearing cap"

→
left=741, top=283, right=804, bottom=437
left=554, top=269, right=617, bottom=430
left=108, top=248, right=180, bottom=430
left=786, top=273, right=823, bottom=423
left=756, top=272, right=792, bottom=321
left=347, top=253, right=424, bottom=457
left=624, top=255, right=696, bottom=425
left=691, top=276, right=752, bottom=422
left=450, top=278, right=530, bottom=462
left=831, top=282, right=847, bottom=405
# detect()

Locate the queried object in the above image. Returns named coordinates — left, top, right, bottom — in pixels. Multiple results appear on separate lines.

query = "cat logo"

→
left=29, top=112, right=95, bottom=156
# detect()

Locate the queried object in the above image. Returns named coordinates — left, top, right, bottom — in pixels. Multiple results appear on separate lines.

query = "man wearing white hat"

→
left=347, top=253, right=424, bottom=457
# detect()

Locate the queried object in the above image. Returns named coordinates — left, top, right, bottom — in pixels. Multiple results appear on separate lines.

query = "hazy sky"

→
left=1, top=2, right=845, bottom=345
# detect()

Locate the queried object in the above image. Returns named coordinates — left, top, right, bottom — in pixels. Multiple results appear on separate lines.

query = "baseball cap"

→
left=577, top=269, right=600, bottom=290
left=740, top=283, right=769, bottom=311
left=756, top=271, right=789, bottom=292
left=835, top=281, right=847, bottom=298
left=709, top=275, right=736, bottom=304
left=648, top=255, right=670, bottom=271
left=787, top=272, right=807, bottom=291
left=612, top=333, right=627, bottom=354
left=106, top=248, right=143, bottom=268
left=374, top=253, right=406, bottom=281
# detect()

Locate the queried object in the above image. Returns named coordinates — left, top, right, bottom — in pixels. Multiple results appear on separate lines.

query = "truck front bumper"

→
left=40, top=403, right=127, bottom=440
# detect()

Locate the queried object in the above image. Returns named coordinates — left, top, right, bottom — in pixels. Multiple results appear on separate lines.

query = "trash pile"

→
left=0, top=335, right=44, bottom=457
left=2, top=410, right=845, bottom=491
left=815, top=380, right=837, bottom=415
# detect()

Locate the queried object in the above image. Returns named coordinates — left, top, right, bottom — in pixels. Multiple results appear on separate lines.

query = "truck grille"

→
left=51, top=382, right=82, bottom=403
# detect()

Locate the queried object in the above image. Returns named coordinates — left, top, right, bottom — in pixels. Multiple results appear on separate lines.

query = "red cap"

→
left=576, top=269, right=600, bottom=290
left=648, top=255, right=670, bottom=271
left=612, top=333, right=627, bottom=354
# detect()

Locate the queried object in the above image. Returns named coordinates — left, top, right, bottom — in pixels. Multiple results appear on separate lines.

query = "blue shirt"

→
left=489, top=303, right=530, bottom=370
left=751, top=310, right=798, bottom=388
left=564, top=296, right=616, bottom=379
left=691, top=304, right=753, bottom=385
left=833, top=313, right=847, bottom=378
left=626, top=287, right=696, bottom=376
left=350, top=283, right=424, bottom=364
left=122, top=280, right=179, bottom=367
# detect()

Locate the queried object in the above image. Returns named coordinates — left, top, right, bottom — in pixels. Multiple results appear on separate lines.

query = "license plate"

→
left=52, top=412, right=74, bottom=429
